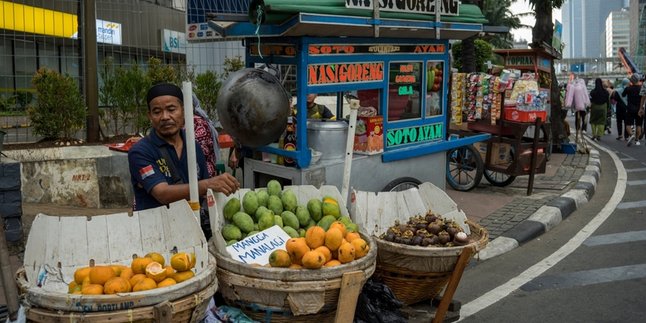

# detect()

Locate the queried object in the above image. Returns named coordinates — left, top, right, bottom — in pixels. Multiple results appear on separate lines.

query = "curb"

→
left=478, top=148, right=601, bottom=260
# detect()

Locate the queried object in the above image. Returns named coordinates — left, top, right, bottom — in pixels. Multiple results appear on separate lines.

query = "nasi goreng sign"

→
left=346, top=0, right=460, bottom=16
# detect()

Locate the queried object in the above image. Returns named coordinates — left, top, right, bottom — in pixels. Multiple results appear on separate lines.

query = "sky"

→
left=509, top=1, right=563, bottom=42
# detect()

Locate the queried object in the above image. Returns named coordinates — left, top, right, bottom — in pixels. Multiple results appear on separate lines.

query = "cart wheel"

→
left=483, top=170, right=516, bottom=187
left=382, top=177, right=422, bottom=192
left=446, top=145, right=484, bottom=191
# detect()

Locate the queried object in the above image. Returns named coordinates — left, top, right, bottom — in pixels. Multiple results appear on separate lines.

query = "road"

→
left=446, top=120, right=646, bottom=322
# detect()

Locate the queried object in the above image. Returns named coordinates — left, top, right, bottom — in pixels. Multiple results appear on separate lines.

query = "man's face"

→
left=307, top=94, right=316, bottom=107
left=148, top=95, right=184, bottom=139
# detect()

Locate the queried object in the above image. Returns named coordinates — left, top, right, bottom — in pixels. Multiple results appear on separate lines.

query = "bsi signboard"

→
left=346, top=0, right=460, bottom=16
left=162, top=29, right=186, bottom=54
left=96, top=19, right=122, bottom=45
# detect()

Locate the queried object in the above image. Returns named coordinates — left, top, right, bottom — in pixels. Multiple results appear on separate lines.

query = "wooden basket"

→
left=214, top=234, right=378, bottom=322
left=374, top=220, right=488, bottom=305
left=18, top=274, right=218, bottom=323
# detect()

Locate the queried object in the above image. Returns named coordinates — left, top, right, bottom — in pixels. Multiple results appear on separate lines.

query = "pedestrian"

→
left=622, top=74, right=644, bottom=146
left=128, top=83, right=240, bottom=238
left=611, top=78, right=630, bottom=140
left=565, top=77, right=590, bottom=138
left=603, top=80, right=614, bottom=135
left=589, top=78, right=610, bottom=141
left=639, top=75, right=646, bottom=141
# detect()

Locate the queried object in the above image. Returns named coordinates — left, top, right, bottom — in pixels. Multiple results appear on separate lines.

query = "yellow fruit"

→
left=190, top=253, right=197, bottom=269
left=352, top=238, right=369, bottom=259
left=131, top=257, right=154, bottom=275
left=129, top=273, right=147, bottom=287
left=170, top=253, right=193, bottom=271
left=157, top=278, right=177, bottom=288
left=120, top=267, right=134, bottom=281
left=324, top=228, right=344, bottom=251
left=89, top=266, right=116, bottom=285
left=103, top=277, right=131, bottom=294
left=285, top=238, right=309, bottom=264
left=132, top=277, right=157, bottom=292
left=337, top=243, right=356, bottom=264
left=74, top=267, right=91, bottom=285
left=328, top=221, right=347, bottom=237
left=171, top=270, right=195, bottom=283
left=81, top=284, right=104, bottom=295
left=288, top=263, right=303, bottom=269
left=145, top=252, right=166, bottom=267
left=345, top=231, right=361, bottom=242
left=82, top=276, right=91, bottom=287
left=314, top=246, right=332, bottom=263
left=110, top=264, right=127, bottom=276
left=145, top=261, right=167, bottom=283
left=268, top=250, right=292, bottom=267
left=164, top=266, right=175, bottom=277
left=68, top=281, right=81, bottom=294
left=301, top=250, right=326, bottom=269
left=305, top=226, right=326, bottom=249
left=324, top=259, right=342, bottom=267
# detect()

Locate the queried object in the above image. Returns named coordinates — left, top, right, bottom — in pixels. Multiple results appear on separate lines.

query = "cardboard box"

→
left=354, top=116, right=384, bottom=154
left=472, top=142, right=488, bottom=161
left=491, top=142, right=513, bottom=165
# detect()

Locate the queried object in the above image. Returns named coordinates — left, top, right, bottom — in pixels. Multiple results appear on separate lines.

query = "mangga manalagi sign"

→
left=386, top=123, right=443, bottom=147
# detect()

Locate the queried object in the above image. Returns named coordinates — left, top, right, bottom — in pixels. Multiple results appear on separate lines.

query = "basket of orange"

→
left=15, top=201, right=217, bottom=323
left=209, top=183, right=377, bottom=322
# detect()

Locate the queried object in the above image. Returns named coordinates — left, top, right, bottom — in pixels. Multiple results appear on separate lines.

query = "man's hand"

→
left=205, top=173, right=240, bottom=196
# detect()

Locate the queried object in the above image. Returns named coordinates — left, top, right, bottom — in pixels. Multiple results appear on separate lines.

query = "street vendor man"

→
left=128, top=83, right=240, bottom=238
left=304, top=93, right=335, bottom=119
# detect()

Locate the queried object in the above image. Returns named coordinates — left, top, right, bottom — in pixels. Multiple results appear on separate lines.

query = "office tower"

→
left=562, top=0, right=626, bottom=58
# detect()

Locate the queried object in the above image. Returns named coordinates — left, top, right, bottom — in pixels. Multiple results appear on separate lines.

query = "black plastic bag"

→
left=354, top=279, right=407, bottom=323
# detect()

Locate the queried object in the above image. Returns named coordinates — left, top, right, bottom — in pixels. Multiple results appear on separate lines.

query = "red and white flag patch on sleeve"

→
left=139, top=165, right=155, bottom=180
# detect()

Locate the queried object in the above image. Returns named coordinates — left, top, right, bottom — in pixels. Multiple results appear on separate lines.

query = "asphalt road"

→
left=445, top=119, right=646, bottom=322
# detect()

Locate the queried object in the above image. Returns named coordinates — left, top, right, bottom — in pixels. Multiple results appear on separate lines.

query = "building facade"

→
left=562, top=0, right=626, bottom=59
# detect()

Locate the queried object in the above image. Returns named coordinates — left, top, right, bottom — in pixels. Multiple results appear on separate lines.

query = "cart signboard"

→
left=225, top=225, right=291, bottom=265
left=346, top=0, right=460, bottom=16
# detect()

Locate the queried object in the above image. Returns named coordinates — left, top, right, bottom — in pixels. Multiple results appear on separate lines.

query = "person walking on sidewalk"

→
left=612, top=78, right=630, bottom=140
left=622, top=74, right=644, bottom=146
left=589, top=78, right=610, bottom=141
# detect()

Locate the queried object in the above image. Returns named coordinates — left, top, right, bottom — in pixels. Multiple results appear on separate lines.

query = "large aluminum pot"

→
left=217, top=68, right=290, bottom=147
left=307, top=120, right=348, bottom=161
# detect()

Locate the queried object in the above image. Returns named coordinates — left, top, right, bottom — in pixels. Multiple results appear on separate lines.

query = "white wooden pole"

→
left=341, top=99, right=360, bottom=207
left=182, top=81, right=200, bottom=218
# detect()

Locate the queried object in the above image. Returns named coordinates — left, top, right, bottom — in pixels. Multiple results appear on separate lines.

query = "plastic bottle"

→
left=283, top=116, right=296, bottom=167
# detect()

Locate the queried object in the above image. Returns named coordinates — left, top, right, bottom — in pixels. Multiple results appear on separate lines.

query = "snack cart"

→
left=446, top=48, right=557, bottom=195
left=205, top=2, right=491, bottom=194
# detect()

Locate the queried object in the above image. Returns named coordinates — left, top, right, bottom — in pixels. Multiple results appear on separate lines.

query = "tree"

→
left=481, top=0, right=526, bottom=48
left=452, top=39, right=496, bottom=73
left=193, top=70, right=221, bottom=122
left=524, top=0, right=566, bottom=144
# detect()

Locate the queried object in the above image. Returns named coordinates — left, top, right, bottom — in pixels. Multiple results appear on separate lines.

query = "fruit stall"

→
left=14, top=201, right=216, bottom=322
left=208, top=1, right=491, bottom=193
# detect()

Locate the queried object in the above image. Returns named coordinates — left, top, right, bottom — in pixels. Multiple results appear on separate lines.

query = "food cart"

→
left=206, top=2, right=491, bottom=194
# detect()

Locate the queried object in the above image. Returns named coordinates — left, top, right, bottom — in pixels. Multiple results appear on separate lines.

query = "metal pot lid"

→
left=306, top=119, right=348, bottom=130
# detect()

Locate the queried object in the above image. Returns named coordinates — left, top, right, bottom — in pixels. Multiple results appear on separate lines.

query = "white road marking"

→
left=459, top=142, right=627, bottom=320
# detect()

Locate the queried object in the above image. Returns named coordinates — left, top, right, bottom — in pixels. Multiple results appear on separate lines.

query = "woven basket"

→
left=374, top=220, right=488, bottom=305
left=215, top=233, right=378, bottom=322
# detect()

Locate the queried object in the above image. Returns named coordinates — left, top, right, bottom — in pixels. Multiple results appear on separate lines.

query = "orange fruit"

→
left=145, top=252, right=166, bottom=267
left=132, top=277, right=157, bottom=292
left=352, top=238, right=369, bottom=259
left=89, top=266, right=116, bottom=285
left=268, top=250, right=292, bottom=267
left=164, top=266, right=175, bottom=277
left=301, top=250, right=326, bottom=269
left=103, top=277, right=131, bottom=294
left=314, top=246, right=332, bottom=263
left=337, top=243, right=356, bottom=264
left=288, top=263, right=303, bottom=269
left=170, top=253, right=193, bottom=271
left=328, top=221, right=347, bottom=237
left=157, top=278, right=177, bottom=288
left=145, top=261, right=167, bottom=283
left=110, top=264, right=127, bottom=276
left=120, top=267, right=134, bottom=281
left=305, top=226, right=326, bottom=249
left=345, top=231, right=361, bottom=242
left=129, top=273, right=147, bottom=287
left=324, top=259, right=342, bottom=267
left=285, top=238, right=309, bottom=264
left=324, top=228, right=344, bottom=251
left=81, top=284, right=104, bottom=295
left=189, top=252, right=197, bottom=269
left=74, top=267, right=92, bottom=285
left=68, top=281, right=81, bottom=294
left=131, top=257, right=154, bottom=275
left=171, top=270, right=195, bottom=283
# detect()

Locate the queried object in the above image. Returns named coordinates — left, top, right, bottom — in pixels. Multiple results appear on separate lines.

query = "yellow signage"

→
left=0, top=1, right=78, bottom=38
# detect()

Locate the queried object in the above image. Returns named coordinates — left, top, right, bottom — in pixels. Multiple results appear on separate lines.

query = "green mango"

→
left=232, top=212, right=254, bottom=233
left=223, top=198, right=241, bottom=221
left=256, top=190, right=269, bottom=208
left=258, top=213, right=275, bottom=231
left=267, top=195, right=284, bottom=215
left=281, top=189, right=298, bottom=212
left=307, top=198, right=323, bottom=221
left=221, top=224, right=242, bottom=241
left=254, top=206, right=269, bottom=222
left=295, top=205, right=311, bottom=228
left=281, top=211, right=300, bottom=231
left=282, top=226, right=300, bottom=238
left=274, top=215, right=284, bottom=228
left=242, top=191, right=259, bottom=215
left=267, top=180, right=282, bottom=197
left=317, top=215, right=337, bottom=231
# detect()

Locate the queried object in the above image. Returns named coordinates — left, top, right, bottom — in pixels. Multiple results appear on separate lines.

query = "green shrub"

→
left=194, top=70, right=221, bottom=121
left=28, top=68, right=86, bottom=140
